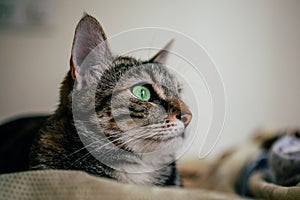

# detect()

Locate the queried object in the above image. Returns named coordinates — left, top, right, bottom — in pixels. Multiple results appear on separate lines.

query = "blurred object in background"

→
left=0, top=0, right=55, bottom=30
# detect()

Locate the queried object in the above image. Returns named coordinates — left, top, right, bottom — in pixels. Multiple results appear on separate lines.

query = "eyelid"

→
left=130, top=83, right=152, bottom=96
left=130, top=82, right=150, bottom=90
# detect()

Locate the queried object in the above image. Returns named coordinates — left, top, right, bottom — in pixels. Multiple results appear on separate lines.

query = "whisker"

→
left=72, top=131, right=152, bottom=165
left=143, top=131, right=160, bottom=139
left=65, top=128, right=120, bottom=156
left=71, top=134, right=135, bottom=165
left=65, top=134, right=118, bottom=158
left=93, top=130, right=158, bottom=156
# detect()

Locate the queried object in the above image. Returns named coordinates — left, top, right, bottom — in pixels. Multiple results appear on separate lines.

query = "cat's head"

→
left=69, top=14, right=192, bottom=154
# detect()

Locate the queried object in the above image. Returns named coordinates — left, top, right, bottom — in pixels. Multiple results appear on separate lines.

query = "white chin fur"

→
left=127, top=120, right=186, bottom=154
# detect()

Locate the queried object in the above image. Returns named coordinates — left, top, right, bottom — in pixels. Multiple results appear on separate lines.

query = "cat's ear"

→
left=149, top=39, right=174, bottom=64
left=70, top=14, right=113, bottom=89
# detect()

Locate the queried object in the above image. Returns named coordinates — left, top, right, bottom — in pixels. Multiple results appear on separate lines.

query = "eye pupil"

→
left=141, top=89, right=145, bottom=98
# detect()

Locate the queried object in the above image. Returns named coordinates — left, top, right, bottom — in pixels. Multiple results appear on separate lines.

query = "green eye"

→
left=132, top=85, right=151, bottom=101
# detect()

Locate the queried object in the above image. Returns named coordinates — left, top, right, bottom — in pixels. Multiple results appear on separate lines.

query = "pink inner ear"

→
left=73, top=27, right=92, bottom=67
left=72, top=18, right=104, bottom=67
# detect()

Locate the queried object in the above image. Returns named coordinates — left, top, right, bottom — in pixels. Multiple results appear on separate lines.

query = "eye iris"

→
left=133, top=86, right=150, bottom=101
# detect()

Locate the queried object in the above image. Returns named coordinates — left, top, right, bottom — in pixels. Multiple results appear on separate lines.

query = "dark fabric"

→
left=236, top=150, right=269, bottom=197
left=0, top=115, right=49, bottom=173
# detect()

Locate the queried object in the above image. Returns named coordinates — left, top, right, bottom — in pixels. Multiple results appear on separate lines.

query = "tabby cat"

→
left=29, top=14, right=192, bottom=186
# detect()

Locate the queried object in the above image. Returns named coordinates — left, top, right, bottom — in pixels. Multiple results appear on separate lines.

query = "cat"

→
left=29, top=14, right=192, bottom=187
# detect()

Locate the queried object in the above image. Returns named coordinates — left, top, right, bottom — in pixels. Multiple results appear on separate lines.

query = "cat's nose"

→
left=168, top=100, right=192, bottom=127
left=181, top=112, right=192, bottom=127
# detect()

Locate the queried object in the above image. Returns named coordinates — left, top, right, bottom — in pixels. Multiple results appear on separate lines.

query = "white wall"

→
left=1, top=0, right=300, bottom=158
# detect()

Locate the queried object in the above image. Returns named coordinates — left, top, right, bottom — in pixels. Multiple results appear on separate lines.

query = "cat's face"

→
left=70, top=15, right=192, bottom=154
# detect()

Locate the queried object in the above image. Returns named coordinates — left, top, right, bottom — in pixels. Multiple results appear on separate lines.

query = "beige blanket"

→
left=0, top=170, right=245, bottom=200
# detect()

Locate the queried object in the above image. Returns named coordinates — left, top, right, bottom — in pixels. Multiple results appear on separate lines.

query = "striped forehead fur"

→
left=95, top=56, right=180, bottom=102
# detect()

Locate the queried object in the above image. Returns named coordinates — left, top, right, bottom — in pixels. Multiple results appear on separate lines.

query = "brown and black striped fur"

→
left=29, top=14, right=192, bottom=186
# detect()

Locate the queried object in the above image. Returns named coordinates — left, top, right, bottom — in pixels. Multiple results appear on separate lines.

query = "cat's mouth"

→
left=144, top=132, right=184, bottom=142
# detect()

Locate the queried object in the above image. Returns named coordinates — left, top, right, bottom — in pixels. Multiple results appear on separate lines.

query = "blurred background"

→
left=0, top=0, right=300, bottom=159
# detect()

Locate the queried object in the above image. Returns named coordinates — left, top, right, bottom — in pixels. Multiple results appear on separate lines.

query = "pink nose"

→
left=181, top=113, right=192, bottom=127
